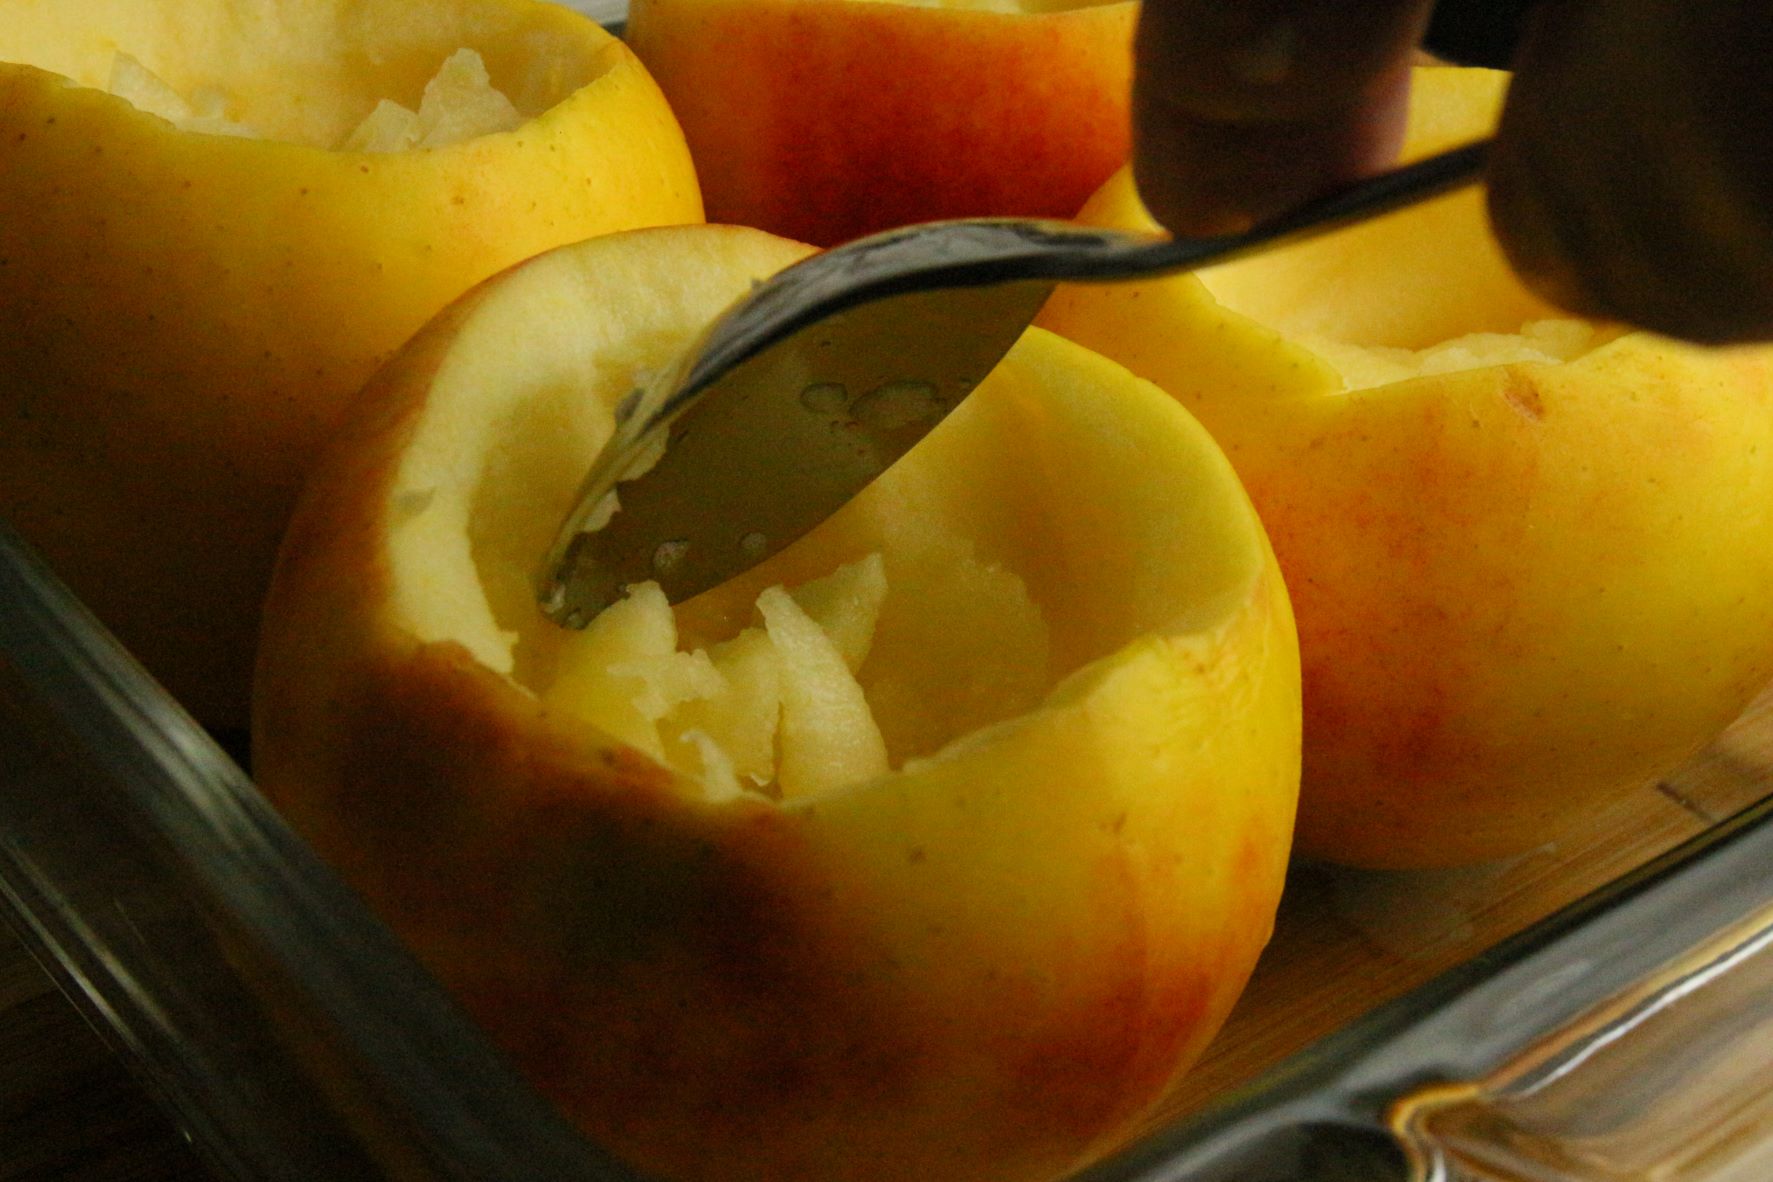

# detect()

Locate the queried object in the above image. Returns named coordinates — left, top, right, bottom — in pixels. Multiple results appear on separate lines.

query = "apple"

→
left=625, top=0, right=1134, bottom=246
left=1039, top=65, right=1773, bottom=868
left=253, top=223, right=1301, bottom=1182
left=0, top=0, right=702, bottom=725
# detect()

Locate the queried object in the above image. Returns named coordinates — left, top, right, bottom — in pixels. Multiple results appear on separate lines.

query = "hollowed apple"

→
left=1039, top=66, right=1773, bottom=867
left=625, top=0, right=1134, bottom=246
left=253, top=224, right=1301, bottom=1181
left=0, top=0, right=702, bottom=724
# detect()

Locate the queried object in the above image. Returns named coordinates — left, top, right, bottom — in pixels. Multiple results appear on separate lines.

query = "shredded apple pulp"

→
left=542, top=542, right=1054, bottom=804
left=106, top=47, right=522, bottom=149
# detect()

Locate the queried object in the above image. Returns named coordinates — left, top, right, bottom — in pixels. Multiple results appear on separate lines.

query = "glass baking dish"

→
left=3, top=2, right=1772, bottom=1174
left=5, top=497, right=1773, bottom=1182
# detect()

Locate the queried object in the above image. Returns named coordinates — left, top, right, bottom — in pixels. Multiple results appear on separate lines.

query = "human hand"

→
left=1132, top=0, right=1773, bottom=343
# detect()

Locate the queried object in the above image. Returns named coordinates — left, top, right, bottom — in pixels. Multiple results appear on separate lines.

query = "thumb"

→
left=1131, top=0, right=1433, bottom=235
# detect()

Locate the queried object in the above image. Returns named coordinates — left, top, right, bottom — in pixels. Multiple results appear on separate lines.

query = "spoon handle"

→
left=1107, top=138, right=1492, bottom=279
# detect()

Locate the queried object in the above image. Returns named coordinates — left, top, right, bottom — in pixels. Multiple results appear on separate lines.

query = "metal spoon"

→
left=537, top=139, right=1490, bottom=628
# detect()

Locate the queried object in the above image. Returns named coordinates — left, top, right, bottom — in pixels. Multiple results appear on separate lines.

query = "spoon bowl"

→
left=538, top=140, right=1491, bottom=627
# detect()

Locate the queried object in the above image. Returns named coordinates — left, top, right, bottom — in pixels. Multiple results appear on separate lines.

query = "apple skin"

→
left=1039, top=67, right=1773, bottom=868
left=255, top=224, right=1300, bottom=1181
left=0, top=0, right=702, bottom=725
left=626, top=0, right=1134, bottom=246
left=1235, top=337, right=1773, bottom=868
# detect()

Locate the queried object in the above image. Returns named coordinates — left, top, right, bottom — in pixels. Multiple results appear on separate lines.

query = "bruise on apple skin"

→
left=327, top=638, right=802, bottom=966
left=301, top=639, right=941, bottom=1179
left=1501, top=369, right=1545, bottom=421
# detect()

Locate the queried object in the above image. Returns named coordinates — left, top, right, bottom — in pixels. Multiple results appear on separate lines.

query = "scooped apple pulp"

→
left=255, top=223, right=1301, bottom=1182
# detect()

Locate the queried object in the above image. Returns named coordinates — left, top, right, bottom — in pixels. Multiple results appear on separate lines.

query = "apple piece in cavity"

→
left=339, top=48, right=524, bottom=152
left=755, top=581, right=889, bottom=800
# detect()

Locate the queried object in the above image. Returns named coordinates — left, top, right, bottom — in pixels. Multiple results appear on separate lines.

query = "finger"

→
left=1488, top=0, right=1773, bottom=343
left=1421, top=0, right=1538, bottom=68
left=1132, top=0, right=1434, bottom=235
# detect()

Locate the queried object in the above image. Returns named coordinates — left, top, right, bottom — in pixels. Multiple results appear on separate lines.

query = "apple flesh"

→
left=1038, top=66, right=1773, bottom=867
left=254, top=223, right=1302, bottom=1181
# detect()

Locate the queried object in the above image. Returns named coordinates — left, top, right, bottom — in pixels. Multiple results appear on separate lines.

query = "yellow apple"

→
left=1039, top=65, right=1773, bottom=868
left=0, top=0, right=702, bottom=725
left=625, top=0, right=1134, bottom=246
left=253, top=223, right=1301, bottom=1181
